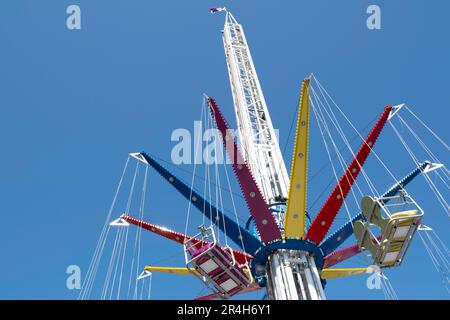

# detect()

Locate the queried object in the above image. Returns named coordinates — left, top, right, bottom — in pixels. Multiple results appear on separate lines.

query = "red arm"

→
left=323, top=235, right=382, bottom=268
left=306, top=106, right=392, bottom=244
left=122, top=215, right=253, bottom=265
left=207, top=97, right=282, bottom=243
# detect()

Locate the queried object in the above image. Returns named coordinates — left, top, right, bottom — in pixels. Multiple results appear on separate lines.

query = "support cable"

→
left=131, top=165, right=149, bottom=299
left=309, top=90, right=360, bottom=229
left=389, top=121, right=449, bottom=216
left=313, top=76, right=400, bottom=187
left=79, top=156, right=130, bottom=299
left=109, top=162, right=139, bottom=299
left=418, top=229, right=450, bottom=294
left=397, top=114, right=449, bottom=183
left=184, top=99, right=205, bottom=237
left=405, top=105, right=449, bottom=151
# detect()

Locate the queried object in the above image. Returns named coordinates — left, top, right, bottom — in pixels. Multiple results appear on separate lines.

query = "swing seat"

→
left=354, top=196, right=422, bottom=267
left=184, top=226, right=251, bottom=298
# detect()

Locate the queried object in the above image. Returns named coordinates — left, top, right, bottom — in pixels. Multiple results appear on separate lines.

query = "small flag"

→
left=210, top=7, right=226, bottom=14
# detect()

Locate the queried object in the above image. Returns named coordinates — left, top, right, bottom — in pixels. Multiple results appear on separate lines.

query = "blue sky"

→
left=0, top=1, right=449, bottom=299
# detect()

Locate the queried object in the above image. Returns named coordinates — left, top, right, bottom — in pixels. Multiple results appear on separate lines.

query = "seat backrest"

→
left=390, top=209, right=418, bottom=219
left=361, top=196, right=387, bottom=228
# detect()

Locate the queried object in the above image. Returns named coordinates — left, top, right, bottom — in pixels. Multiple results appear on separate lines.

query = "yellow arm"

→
left=321, top=268, right=370, bottom=279
left=144, top=266, right=200, bottom=276
left=284, top=78, right=311, bottom=239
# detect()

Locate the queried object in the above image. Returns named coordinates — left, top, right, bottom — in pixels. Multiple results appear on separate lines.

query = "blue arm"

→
left=139, top=152, right=262, bottom=255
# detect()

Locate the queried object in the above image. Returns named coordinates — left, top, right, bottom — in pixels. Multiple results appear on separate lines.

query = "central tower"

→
left=221, top=11, right=325, bottom=300
left=222, top=13, right=289, bottom=204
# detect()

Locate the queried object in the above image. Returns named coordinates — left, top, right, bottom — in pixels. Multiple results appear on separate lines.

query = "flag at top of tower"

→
left=210, top=7, right=226, bottom=14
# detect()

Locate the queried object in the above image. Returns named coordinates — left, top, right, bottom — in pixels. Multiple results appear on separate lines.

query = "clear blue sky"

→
left=0, top=1, right=449, bottom=300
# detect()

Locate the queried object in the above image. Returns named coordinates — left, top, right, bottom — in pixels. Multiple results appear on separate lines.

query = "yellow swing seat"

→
left=354, top=195, right=422, bottom=268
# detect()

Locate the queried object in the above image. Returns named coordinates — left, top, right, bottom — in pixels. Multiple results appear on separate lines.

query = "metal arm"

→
left=321, top=268, right=370, bottom=279
left=207, top=97, right=282, bottom=243
left=129, top=152, right=262, bottom=255
left=122, top=215, right=253, bottom=265
left=284, top=78, right=311, bottom=239
left=143, top=266, right=199, bottom=276
left=323, top=236, right=382, bottom=268
left=305, top=106, right=393, bottom=244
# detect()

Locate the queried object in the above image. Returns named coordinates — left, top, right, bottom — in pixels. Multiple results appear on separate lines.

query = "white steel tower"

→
left=221, top=11, right=326, bottom=300
left=222, top=12, right=289, bottom=204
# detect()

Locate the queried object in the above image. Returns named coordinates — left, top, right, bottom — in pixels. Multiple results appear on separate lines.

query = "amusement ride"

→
left=79, top=9, right=449, bottom=300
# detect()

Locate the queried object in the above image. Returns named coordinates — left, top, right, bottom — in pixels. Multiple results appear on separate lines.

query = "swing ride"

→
left=80, top=9, right=449, bottom=300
